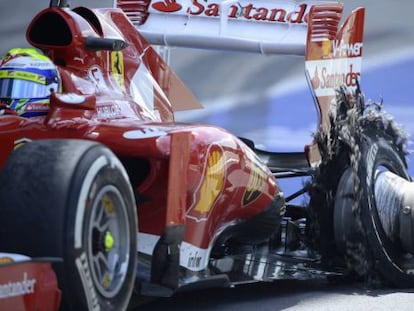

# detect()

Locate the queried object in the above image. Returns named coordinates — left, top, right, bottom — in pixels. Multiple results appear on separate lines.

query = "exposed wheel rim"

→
left=87, top=185, right=130, bottom=298
left=371, top=161, right=414, bottom=275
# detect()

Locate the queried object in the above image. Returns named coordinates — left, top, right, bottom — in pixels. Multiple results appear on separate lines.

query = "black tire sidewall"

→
left=63, top=145, right=137, bottom=310
left=359, top=132, right=414, bottom=286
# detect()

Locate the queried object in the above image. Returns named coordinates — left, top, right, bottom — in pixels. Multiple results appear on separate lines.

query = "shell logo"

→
left=322, top=40, right=331, bottom=58
left=242, top=162, right=268, bottom=206
left=193, top=149, right=225, bottom=215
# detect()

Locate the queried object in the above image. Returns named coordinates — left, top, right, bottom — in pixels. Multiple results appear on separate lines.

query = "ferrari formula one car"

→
left=0, top=0, right=414, bottom=310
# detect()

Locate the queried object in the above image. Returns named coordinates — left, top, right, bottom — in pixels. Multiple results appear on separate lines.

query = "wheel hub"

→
left=104, top=230, right=115, bottom=252
left=375, top=171, right=414, bottom=254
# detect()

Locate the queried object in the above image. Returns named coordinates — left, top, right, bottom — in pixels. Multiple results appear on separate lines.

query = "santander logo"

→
left=151, top=0, right=311, bottom=24
left=152, top=0, right=182, bottom=13
left=308, top=60, right=361, bottom=97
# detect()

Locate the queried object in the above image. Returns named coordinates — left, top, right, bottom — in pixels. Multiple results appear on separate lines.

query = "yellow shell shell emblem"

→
left=194, top=149, right=225, bottom=214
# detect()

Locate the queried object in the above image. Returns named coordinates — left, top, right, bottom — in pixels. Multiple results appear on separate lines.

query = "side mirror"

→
left=84, top=36, right=129, bottom=51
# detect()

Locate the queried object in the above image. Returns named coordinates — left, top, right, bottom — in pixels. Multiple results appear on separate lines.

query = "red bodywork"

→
left=0, top=6, right=278, bottom=260
left=0, top=257, right=61, bottom=311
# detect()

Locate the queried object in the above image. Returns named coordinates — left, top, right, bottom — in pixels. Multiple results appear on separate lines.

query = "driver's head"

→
left=0, top=48, right=60, bottom=117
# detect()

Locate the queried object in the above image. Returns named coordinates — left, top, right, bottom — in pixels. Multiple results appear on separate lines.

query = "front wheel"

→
left=0, top=139, right=137, bottom=310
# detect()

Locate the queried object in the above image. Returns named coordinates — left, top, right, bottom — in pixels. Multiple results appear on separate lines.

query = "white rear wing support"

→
left=116, top=0, right=341, bottom=55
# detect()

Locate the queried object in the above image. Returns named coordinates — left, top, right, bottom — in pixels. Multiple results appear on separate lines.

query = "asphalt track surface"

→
left=2, top=1, right=414, bottom=310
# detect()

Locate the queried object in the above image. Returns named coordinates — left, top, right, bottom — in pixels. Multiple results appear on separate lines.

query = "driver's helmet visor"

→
left=0, top=70, right=55, bottom=99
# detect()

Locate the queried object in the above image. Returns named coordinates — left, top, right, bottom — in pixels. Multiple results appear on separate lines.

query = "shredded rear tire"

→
left=309, top=87, right=411, bottom=285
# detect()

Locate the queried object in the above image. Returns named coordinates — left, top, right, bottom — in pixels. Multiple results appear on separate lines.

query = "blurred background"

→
left=1, top=0, right=413, bottom=155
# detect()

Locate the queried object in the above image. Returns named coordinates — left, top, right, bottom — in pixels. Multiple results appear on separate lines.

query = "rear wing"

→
left=115, top=0, right=341, bottom=55
left=116, top=0, right=365, bottom=120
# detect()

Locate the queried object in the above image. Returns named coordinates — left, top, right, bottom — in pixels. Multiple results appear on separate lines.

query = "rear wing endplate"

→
left=305, top=4, right=365, bottom=127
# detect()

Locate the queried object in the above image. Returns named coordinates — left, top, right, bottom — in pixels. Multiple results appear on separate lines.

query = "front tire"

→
left=0, top=139, right=137, bottom=310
